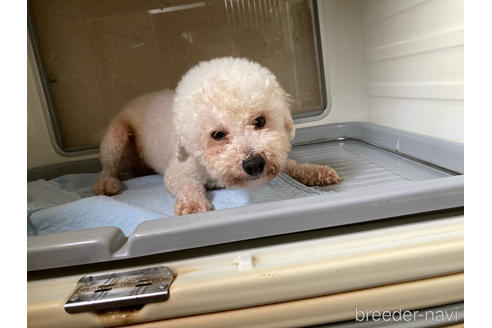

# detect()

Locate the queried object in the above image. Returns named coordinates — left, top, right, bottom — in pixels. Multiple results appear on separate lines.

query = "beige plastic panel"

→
left=29, top=0, right=323, bottom=149
left=27, top=215, right=463, bottom=328
left=123, top=273, right=464, bottom=328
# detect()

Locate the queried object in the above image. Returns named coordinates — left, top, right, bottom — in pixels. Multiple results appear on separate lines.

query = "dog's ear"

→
left=176, top=141, right=189, bottom=162
left=284, top=114, right=296, bottom=141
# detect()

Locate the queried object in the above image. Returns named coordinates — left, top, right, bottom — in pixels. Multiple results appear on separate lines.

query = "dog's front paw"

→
left=296, top=164, right=340, bottom=186
left=93, top=176, right=122, bottom=195
left=174, top=198, right=212, bottom=216
left=312, top=165, right=341, bottom=186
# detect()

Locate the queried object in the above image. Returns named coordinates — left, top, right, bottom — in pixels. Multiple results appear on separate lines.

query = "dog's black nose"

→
left=242, top=154, right=265, bottom=176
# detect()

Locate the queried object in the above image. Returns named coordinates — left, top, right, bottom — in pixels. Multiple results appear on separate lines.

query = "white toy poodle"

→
left=93, top=57, right=339, bottom=215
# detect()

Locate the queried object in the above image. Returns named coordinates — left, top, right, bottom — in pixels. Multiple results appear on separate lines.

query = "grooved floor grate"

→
left=289, top=140, right=452, bottom=193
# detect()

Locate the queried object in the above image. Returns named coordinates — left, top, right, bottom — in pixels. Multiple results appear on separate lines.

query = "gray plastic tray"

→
left=27, top=122, right=464, bottom=271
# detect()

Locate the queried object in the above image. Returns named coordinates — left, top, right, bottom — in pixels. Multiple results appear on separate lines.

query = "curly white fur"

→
left=93, top=57, right=339, bottom=215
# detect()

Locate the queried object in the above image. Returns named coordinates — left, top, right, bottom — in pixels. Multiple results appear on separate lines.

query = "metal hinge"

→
left=64, top=266, right=174, bottom=313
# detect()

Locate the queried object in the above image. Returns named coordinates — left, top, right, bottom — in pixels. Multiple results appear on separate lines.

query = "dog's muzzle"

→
left=242, top=154, right=265, bottom=177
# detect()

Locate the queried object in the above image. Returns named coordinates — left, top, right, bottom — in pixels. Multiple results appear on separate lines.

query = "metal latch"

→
left=64, top=266, right=173, bottom=313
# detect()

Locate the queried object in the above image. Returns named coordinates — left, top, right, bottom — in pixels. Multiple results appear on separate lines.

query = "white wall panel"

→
left=368, top=97, right=464, bottom=142
left=365, top=0, right=463, bottom=48
left=369, top=47, right=463, bottom=85
left=363, top=0, right=464, bottom=142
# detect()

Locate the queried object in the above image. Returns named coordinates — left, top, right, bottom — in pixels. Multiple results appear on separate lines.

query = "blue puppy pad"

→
left=28, top=173, right=328, bottom=236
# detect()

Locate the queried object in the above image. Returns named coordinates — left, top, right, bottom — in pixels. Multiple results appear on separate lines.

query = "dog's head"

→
left=173, top=57, right=295, bottom=188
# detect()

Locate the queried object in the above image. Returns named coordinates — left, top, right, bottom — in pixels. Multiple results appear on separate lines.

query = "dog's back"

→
left=93, top=90, right=176, bottom=195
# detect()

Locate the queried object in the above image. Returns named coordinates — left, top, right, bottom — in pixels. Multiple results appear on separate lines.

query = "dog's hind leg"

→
left=93, top=120, right=134, bottom=196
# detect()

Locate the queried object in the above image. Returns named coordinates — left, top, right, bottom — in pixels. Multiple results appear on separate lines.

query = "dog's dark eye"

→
left=211, top=130, right=226, bottom=140
left=254, top=116, right=266, bottom=129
